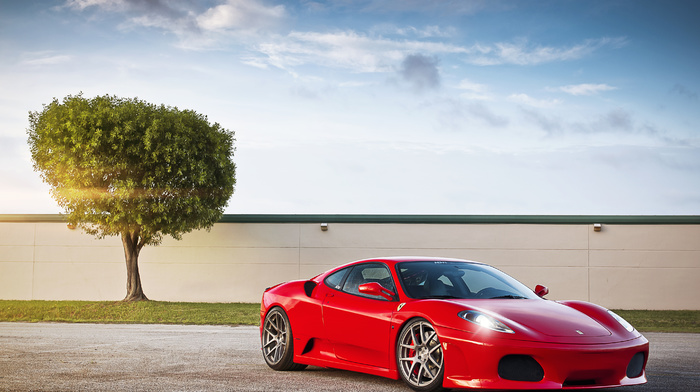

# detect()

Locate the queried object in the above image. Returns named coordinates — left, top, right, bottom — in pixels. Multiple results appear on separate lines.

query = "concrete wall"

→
left=1, top=216, right=698, bottom=309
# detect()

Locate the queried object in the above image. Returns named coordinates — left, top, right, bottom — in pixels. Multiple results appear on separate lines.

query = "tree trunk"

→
left=121, top=229, right=148, bottom=301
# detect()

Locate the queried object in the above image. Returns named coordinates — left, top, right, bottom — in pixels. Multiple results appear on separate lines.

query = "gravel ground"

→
left=0, top=323, right=698, bottom=391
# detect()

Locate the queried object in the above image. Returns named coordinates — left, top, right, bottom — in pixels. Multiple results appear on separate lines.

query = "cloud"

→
left=352, top=0, right=500, bottom=16
left=399, top=54, right=440, bottom=92
left=253, top=30, right=468, bottom=73
left=453, top=101, right=509, bottom=128
left=20, top=51, right=73, bottom=66
left=63, top=0, right=286, bottom=46
left=64, top=0, right=125, bottom=11
left=554, top=83, right=617, bottom=96
left=63, top=0, right=625, bottom=72
left=256, top=32, right=616, bottom=76
left=468, top=37, right=626, bottom=66
left=523, top=107, right=680, bottom=145
left=508, top=93, right=561, bottom=108
left=521, top=108, right=564, bottom=134
left=670, top=83, right=698, bottom=101
left=466, top=102, right=509, bottom=127
left=455, top=79, right=492, bottom=100
left=377, top=24, right=456, bottom=38
left=289, top=84, right=333, bottom=100
left=572, top=108, right=670, bottom=142
left=64, top=0, right=199, bottom=36
left=435, top=97, right=510, bottom=132
left=600, top=108, right=633, bottom=131
left=65, top=0, right=190, bottom=21
left=196, top=0, right=286, bottom=33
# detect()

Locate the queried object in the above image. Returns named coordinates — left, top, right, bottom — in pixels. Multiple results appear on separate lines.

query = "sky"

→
left=1, top=0, right=699, bottom=215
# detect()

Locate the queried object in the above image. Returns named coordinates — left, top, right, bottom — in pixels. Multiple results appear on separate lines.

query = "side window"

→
left=342, top=264, right=396, bottom=300
left=325, top=267, right=350, bottom=291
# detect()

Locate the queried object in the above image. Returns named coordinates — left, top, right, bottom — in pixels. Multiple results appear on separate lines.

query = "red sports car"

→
left=260, top=257, right=648, bottom=391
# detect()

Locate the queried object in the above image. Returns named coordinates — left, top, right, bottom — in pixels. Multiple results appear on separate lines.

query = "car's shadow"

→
left=293, top=366, right=691, bottom=392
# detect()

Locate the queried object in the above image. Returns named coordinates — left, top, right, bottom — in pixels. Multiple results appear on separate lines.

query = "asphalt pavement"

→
left=0, top=323, right=698, bottom=391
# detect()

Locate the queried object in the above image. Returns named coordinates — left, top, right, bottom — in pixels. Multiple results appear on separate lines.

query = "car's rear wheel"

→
left=397, top=318, right=445, bottom=392
left=261, top=307, right=307, bottom=371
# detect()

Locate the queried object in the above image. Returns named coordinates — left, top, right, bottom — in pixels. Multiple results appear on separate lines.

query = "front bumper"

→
left=438, top=327, right=649, bottom=390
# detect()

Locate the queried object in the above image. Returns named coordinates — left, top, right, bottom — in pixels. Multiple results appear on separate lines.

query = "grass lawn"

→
left=0, top=301, right=698, bottom=333
left=0, top=301, right=259, bottom=326
left=613, top=309, right=699, bottom=333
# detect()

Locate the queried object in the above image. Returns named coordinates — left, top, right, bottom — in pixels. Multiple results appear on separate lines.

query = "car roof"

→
left=309, top=257, right=487, bottom=282
left=367, top=256, right=480, bottom=263
left=334, top=256, right=483, bottom=270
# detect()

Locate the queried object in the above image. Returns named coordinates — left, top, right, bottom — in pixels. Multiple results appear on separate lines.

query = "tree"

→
left=27, top=93, right=236, bottom=301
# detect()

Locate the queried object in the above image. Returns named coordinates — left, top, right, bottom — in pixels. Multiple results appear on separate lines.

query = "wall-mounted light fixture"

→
left=593, top=223, right=602, bottom=232
left=320, top=223, right=328, bottom=231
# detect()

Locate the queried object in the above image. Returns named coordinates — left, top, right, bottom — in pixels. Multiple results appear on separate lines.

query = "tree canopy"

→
left=27, top=93, right=236, bottom=300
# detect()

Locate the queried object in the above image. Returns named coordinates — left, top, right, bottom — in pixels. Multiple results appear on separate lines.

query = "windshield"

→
left=396, top=261, right=539, bottom=300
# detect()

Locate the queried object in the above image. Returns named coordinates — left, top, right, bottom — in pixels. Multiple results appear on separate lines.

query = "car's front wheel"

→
left=397, top=318, right=445, bottom=392
left=261, top=307, right=307, bottom=371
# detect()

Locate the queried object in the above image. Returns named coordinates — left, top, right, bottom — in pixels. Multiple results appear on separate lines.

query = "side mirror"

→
left=535, top=284, right=549, bottom=298
left=358, top=282, right=396, bottom=301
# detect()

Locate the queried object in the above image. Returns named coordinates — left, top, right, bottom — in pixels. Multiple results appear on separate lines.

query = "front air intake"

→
left=626, top=352, right=645, bottom=378
left=498, top=355, right=544, bottom=382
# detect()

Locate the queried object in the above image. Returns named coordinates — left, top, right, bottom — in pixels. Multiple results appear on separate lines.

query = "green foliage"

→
left=0, top=300, right=260, bottom=325
left=27, top=93, right=236, bottom=245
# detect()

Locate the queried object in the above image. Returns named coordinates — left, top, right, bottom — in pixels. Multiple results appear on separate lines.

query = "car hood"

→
left=457, top=299, right=612, bottom=338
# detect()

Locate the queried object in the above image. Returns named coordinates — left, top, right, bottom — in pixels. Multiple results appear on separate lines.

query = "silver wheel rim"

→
left=398, top=320, right=443, bottom=388
left=262, top=310, right=288, bottom=365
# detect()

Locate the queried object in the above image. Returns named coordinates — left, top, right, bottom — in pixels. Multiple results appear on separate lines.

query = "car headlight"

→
left=459, top=310, right=514, bottom=334
left=608, top=310, right=635, bottom=332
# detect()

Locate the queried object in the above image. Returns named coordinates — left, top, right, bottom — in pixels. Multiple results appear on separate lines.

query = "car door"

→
left=322, top=262, right=397, bottom=369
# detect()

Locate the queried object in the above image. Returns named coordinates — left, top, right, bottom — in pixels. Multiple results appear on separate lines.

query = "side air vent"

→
left=498, top=355, right=544, bottom=382
left=301, top=338, right=315, bottom=355
left=303, top=281, right=317, bottom=297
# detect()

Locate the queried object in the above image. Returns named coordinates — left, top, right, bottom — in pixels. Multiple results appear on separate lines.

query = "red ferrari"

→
left=260, top=257, right=648, bottom=391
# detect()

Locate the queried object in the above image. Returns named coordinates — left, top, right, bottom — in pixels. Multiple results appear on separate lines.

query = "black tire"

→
left=261, top=307, right=307, bottom=371
left=397, top=318, right=446, bottom=392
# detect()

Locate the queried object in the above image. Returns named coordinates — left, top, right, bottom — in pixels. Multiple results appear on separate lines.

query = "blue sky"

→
left=1, top=0, right=699, bottom=215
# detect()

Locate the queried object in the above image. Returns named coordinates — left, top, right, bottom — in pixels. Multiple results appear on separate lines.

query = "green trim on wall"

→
left=218, top=214, right=700, bottom=224
left=3, top=214, right=699, bottom=224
